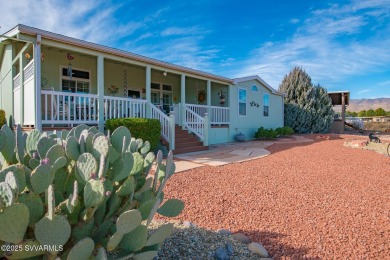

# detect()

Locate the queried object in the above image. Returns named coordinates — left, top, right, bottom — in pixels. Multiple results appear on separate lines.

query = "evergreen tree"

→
left=278, top=67, right=334, bottom=133
left=374, top=107, right=386, bottom=116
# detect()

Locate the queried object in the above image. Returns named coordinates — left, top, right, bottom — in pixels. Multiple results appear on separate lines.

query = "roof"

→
left=2, top=24, right=235, bottom=84
left=233, top=75, right=284, bottom=96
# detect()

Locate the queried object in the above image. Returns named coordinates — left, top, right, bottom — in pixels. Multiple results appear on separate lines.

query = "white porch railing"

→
left=149, top=103, right=171, bottom=142
left=103, top=96, right=147, bottom=120
left=41, top=90, right=99, bottom=124
left=184, top=105, right=204, bottom=140
left=172, top=104, right=180, bottom=124
left=185, top=104, right=229, bottom=124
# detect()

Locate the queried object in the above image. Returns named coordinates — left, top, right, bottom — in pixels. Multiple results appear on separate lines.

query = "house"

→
left=0, top=24, right=284, bottom=153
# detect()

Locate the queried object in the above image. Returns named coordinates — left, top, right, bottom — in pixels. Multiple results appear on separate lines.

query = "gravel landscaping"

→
left=158, top=135, right=390, bottom=259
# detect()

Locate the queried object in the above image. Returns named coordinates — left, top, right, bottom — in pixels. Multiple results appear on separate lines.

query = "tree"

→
left=278, top=67, right=334, bottom=133
left=366, top=109, right=375, bottom=116
left=386, top=111, right=390, bottom=117
left=358, top=110, right=366, bottom=117
left=374, top=107, right=386, bottom=116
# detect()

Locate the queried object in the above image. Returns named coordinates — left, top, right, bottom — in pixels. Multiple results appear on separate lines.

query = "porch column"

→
left=145, top=65, right=151, bottom=118
left=180, top=74, right=186, bottom=128
left=206, top=80, right=211, bottom=115
left=97, top=55, right=105, bottom=132
left=34, top=35, right=42, bottom=131
left=341, top=93, right=345, bottom=133
left=19, top=54, right=26, bottom=126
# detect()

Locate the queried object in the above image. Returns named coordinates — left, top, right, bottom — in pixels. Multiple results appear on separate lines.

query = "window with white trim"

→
left=151, top=82, right=173, bottom=114
left=263, top=94, right=269, bottom=117
left=61, top=67, right=90, bottom=93
left=238, top=88, right=247, bottom=116
left=251, top=85, right=258, bottom=92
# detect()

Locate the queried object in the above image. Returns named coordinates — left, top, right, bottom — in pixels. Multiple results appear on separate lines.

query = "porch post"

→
left=180, top=74, right=186, bottom=128
left=34, top=34, right=42, bottom=131
left=206, top=80, right=211, bottom=115
left=19, top=54, right=25, bottom=126
left=341, top=93, right=345, bottom=134
left=97, top=55, right=105, bottom=132
left=203, top=113, right=209, bottom=146
left=145, top=65, right=151, bottom=118
left=169, top=112, right=175, bottom=151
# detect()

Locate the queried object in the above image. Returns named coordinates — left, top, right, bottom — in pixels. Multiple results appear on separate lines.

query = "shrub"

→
left=0, top=124, right=183, bottom=259
left=275, top=126, right=294, bottom=136
left=0, top=109, right=6, bottom=127
left=106, top=118, right=161, bottom=152
left=254, top=127, right=278, bottom=139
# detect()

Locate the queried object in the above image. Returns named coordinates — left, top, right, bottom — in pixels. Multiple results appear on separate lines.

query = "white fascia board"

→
left=233, top=75, right=284, bottom=96
left=15, top=24, right=234, bottom=84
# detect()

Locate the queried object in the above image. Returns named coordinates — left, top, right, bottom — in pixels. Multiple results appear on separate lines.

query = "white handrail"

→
left=149, top=103, right=171, bottom=142
left=184, top=105, right=204, bottom=140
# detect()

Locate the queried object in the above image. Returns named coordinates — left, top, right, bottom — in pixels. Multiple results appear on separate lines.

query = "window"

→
left=151, top=82, right=173, bottom=114
left=61, top=67, right=90, bottom=93
left=263, top=94, right=269, bottom=117
left=238, top=88, right=247, bottom=116
left=251, top=85, right=258, bottom=92
left=128, top=90, right=141, bottom=98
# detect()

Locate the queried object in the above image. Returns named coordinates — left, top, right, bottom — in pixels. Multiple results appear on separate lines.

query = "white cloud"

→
left=0, top=0, right=142, bottom=44
left=234, top=1, right=390, bottom=89
left=358, top=89, right=371, bottom=94
left=290, top=18, right=300, bottom=24
left=160, top=26, right=205, bottom=36
left=379, top=80, right=390, bottom=86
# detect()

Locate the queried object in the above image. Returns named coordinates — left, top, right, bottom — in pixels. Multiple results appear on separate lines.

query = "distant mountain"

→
left=346, top=98, right=390, bottom=112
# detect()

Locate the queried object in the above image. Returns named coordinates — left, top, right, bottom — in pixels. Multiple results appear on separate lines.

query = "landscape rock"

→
left=217, top=229, right=232, bottom=235
left=232, top=233, right=251, bottom=244
left=248, top=242, right=269, bottom=257
left=183, top=220, right=197, bottom=228
left=214, top=247, right=230, bottom=260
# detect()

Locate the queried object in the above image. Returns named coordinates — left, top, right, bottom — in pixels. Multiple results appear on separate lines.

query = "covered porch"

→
left=11, top=35, right=232, bottom=150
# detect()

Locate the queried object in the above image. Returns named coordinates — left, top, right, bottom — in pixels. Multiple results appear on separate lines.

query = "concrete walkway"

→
left=173, top=135, right=313, bottom=172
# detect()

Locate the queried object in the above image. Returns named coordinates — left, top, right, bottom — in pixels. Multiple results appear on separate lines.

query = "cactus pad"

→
left=92, top=135, right=109, bottom=159
left=116, top=177, right=135, bottom=197
left=76, top=153, right=97, bottom=182
left=116, top=209, right=142, bottom=235
left=130, top=152, right=144, bottom=175
left=65, top=136, right=81, bottom=161
left=107, top=231, right=124, bottom=252
left=30, top=164, right=54, bottom=194
left=0, top=182, right=13, bottom=208
left=18, top=192, right=45, bottom=226
left=67, top=237, right=95, bottom=260
left=1, top=124, right=15, bottom=163
left=84, top=179, right=104, bottom=208
left=111, top=126, right=131, bottom=154
left=35, top=214, right=71, bottom=248
left=133, top=251, right=158, bottom=260
left=119, top=225, right=148, bottom=252
left=37, top=136, right=56, bottom=160
left=157, top=198, right=184, bottom=217
left=0, top=130, right=6, bottom=152
left=0, top=203, right=29, bottom=243
left=145, top=223, right=174, bottom=246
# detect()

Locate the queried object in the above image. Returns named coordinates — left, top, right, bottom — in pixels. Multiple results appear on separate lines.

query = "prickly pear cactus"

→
left=0, top=124, right=183, bottom=259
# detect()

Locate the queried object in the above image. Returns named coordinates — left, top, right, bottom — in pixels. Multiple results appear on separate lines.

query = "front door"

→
left=151, top=82, right=173, bottom=114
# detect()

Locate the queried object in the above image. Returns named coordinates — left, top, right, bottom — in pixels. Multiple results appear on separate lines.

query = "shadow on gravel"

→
left=262, top=134, right=346, bottom=156
left=239, top=229, right=322, bottom=260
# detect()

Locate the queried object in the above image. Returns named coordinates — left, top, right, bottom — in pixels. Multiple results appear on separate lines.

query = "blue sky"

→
left=1, top=0, right=389, bottom=99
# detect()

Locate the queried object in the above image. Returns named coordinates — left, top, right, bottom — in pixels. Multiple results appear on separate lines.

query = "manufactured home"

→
left=0, top=25, right=284, bottom=153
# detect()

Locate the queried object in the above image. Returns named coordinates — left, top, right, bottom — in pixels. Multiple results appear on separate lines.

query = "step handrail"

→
left=148, top=102, right=171, bottom=144
left=184, top=105, right=204, bottom=140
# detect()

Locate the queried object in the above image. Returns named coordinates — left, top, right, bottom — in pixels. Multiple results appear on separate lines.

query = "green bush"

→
left=0, top=124, right=183, bottom=259
left=254, top=127, right=278, bottom=139
left=0, top=109, right=6, bottom=127
left=275, top=126, right=294, bottom=136
left=106, top=118, right=161, bottom=151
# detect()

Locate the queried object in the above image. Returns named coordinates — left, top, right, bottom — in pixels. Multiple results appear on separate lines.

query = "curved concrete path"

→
left=173, top=135, right=313, bottom=172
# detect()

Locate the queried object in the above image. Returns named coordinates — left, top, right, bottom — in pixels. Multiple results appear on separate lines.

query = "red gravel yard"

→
left=163, top=136, right=390, bottom=259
